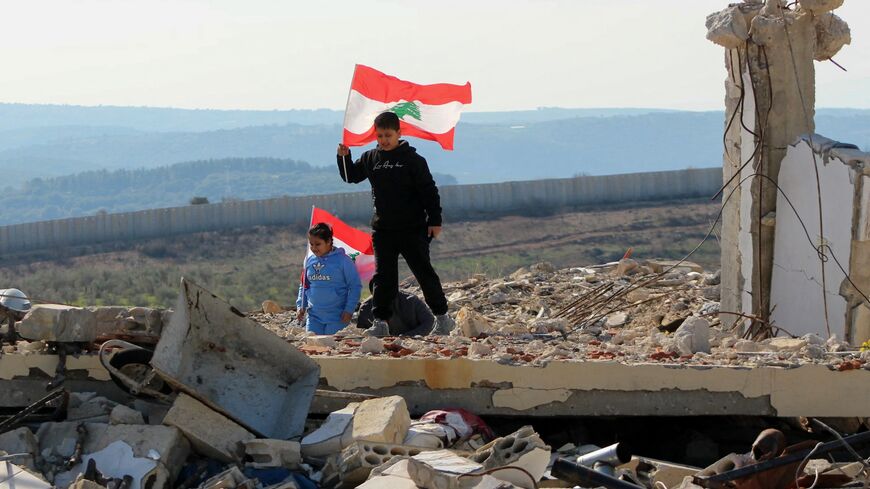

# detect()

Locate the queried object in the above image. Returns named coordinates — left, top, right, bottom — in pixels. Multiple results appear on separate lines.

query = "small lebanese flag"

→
left=303, top=206, right=375, bottom=283
left=342, top=64, right=472, bottom=150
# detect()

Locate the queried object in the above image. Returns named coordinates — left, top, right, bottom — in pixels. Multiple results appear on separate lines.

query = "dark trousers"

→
left=372, top=227, right=448, bottom=320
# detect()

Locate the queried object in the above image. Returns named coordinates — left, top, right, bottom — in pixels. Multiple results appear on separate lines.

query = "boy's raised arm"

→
left=336, top=144, right=367, bottom=183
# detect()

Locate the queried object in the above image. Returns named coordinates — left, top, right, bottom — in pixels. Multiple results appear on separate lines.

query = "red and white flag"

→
left=342, top=64, right=472, bottom=150
left=302, top=207, right=375, bottom=284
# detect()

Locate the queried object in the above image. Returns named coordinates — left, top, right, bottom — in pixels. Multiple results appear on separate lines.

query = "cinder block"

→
left=17, top=304, right=97, bottom=342
left=243, top=439, right=301, bottom=469
left=351, top=396, right=410, bottom=444
left=163, top=393, right=255, bottom=463
left=0, top=426, right=39, bottom=469
left=469, top=426, right=550, bottom=488
left=333, top=440, right=438, bottom=486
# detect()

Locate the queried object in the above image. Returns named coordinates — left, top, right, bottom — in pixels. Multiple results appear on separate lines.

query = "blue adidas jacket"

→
left=296, top=247, right=362, bottom=331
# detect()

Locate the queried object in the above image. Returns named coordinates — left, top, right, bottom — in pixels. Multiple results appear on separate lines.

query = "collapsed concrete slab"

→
left=0, top=460, right=51, bottom=489
left=162, top=392, right=255, bottom=463
left=151, top=278, right=320, bottom=439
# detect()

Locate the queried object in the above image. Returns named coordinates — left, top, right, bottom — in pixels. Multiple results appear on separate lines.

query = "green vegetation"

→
left=0, top=200, right=721, bottom=312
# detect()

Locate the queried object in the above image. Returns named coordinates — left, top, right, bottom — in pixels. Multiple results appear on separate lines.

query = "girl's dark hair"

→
left=374, top=111, right=400, bottom=131
left=308, top=222, right=333, bottom=241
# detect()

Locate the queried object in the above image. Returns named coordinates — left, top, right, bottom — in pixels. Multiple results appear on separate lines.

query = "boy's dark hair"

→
left=374, top=111, right=400, bottom=131
left=308, top=222, right=333, bottom=242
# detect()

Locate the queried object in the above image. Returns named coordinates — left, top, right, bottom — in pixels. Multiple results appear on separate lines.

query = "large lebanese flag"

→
left=302, top=207, right=375, bottom=284
left=342, top=64, right=472, bottom=150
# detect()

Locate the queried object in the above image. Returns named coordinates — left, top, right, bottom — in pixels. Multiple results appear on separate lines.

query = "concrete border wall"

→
left=0, top=168, right=720, bottom=255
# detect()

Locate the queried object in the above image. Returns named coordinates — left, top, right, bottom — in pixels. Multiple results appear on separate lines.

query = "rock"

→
left=529, top=318, right=567, bottom=334
left=699, top=302, right=720, bottom=316
left=705, top=270, right=722, bottom=286
left=674, top=317, right=711, bottom=355
left=605, top=312, right=628, bottom=328
left=469, top=426, right=550, bottom=488
left=686, top=271, right=702, bottom=281
left=802, top=333, right=825, bottom=346
left=469, top=341, right=492, bottom=357
left=509, top=267, right=531, bottom=280
left=243, top=439, right=301, bottom=469
left=734, top=339, right=760, bottom=353
left=162, top=393, right=255, bottom=463
left=813, top=13, right=849, bottom=61
left=768, top=337, right=808, bottom=352
left=37, top=422, right=105, bottom=463
left=262, top=300, right=283, bottom=314
left=706, top=5, right=750, bottom=49
left=301, top=402, right=358, bottom=458
left=647, top=260, right=703, bottom=274
left=68, top=395, right=118, bottom=422
left=17, top=304, right=97, bottom=342
left=360, top=336, right=384, bottom=354
left=0, top=427, right=39, bottom=469
left=615, top=258, right=638, bottom=276
left=827, top=334, right=849, bottom=352
left=307, top=335, right=338, bottom=348
left=351, top=396, right=411, bottom=444
left=702, top=286, right=720, bottom=301
left=455, top=307, right=492, bottom=337
left=489, top=293, right=509, bottom=305
left=110, top=405, right=146, bottom=425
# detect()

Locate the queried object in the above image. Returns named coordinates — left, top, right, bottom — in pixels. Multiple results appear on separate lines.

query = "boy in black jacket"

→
left=337, top=111, right=454, bottom=336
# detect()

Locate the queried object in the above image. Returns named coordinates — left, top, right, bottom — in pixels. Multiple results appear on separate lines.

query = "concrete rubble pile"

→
left=1, top=268, right=870, bottom=488
left=254, top=260, right=870, bottom=372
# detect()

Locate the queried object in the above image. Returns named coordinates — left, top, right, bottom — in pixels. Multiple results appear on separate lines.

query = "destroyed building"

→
left=3, top=1, right=870, bottom=488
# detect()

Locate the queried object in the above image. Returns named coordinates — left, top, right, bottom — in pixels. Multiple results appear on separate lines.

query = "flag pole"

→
left=301, top=205, right=315, bottom=321
left=340, top=65, right=358, bottom=183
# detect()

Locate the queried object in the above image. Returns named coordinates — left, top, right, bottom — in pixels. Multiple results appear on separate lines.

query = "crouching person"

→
left=357, top=282, right=434, bottom=337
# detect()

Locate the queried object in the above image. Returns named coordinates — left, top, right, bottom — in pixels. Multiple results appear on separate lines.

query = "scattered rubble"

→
left=3, top=261, right=870, bottom=489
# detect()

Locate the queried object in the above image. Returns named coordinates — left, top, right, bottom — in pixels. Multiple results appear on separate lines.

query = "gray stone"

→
left=17, top=304, right=97, bottom=342
left=110, top=405, right=146, bottom=425
left=68, top=396, right=118, bottom=421
left=674, top=317, right=711, bottom=355
left=0, top=427, right=38, bottom=469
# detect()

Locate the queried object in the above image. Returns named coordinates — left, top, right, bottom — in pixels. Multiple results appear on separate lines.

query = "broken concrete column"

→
left=706, top=1, right=851, bottom=335
left=469, top=426, right=551, bottom=489
left=351, top=395, right=411, bottom=444
left=162, top=392, right=255, bottom=463
left=242, top=439, right=301, bottom=469
left=17, top=304, right=97, bottom=342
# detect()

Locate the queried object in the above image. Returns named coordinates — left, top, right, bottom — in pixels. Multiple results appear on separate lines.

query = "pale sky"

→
left=1, top=1, right=867, bottom=112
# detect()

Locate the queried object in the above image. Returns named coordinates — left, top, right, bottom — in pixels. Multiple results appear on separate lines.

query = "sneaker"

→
left=431, top=314, right=455, bottom=336
left=365, top=319, right=390, bottom=337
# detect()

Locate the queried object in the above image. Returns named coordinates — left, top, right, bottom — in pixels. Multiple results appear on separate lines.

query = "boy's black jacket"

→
left=337, top=140, right=442, bottom=231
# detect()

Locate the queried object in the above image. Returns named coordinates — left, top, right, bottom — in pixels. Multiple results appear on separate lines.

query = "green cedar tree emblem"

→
left=389, top=101, right=421, bottom=121
left=348, top=251, right=360, bottom=262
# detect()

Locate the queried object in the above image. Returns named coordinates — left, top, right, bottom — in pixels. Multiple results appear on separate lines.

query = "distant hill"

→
left=0, top=104, right=867, bottom=189
left=0, top=157, right=457, bottom=225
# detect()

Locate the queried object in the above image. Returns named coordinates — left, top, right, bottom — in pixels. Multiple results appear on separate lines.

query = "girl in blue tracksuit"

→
left=296, top=223, right=362, bottom=335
